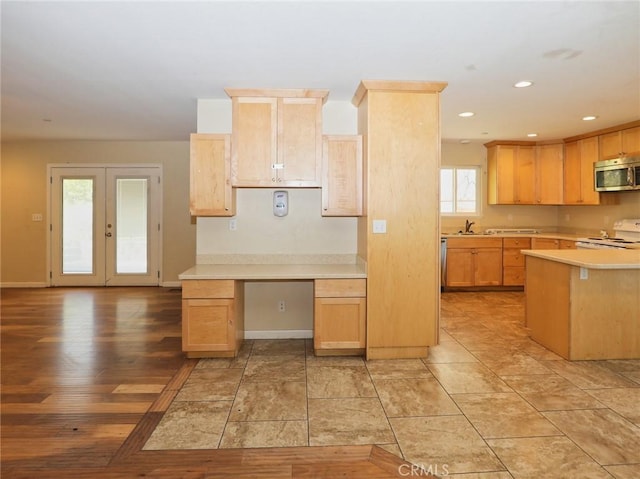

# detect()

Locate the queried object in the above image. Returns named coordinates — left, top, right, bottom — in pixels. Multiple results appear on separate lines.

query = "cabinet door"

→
left=515, top=146, right=536, bottom=203
left=488, top=145, right=516, bottom=204
left=446, top=248, right=475, bottom=286
left=536, top=144, right=563, bottom=204
left=190, top=134, right=235, bottom=216
left=182, top=299, right=235, bottom=352
left=622, top=126, right=640, bottom=157
left=278, top=97, right=322, bottom=186
left=474, top=248, right=503, bottom=286
left=563, top=141, right=582, bottom=204
left=322, top=135, right=363, bottom=216
left=487, top=145, right=535, bottom=204
left=598, top=127, right=640, bottom=159
left=564, top=137, right=600, bottom=205
left=314, top=297, right=366, bottom=350
left=599, top=130, right=622, bottom=160
left=231, top=97, right=278, bottom=186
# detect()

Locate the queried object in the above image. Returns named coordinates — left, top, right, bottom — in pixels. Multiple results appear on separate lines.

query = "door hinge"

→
left=49, top=271, right=52, bottom=279
left=50, top=176, right=53, bottom=184
left=157, top=223, right=160, bottom=232
left=50, top=224, right=52, bottom=232
left=157, top=271, right=160, bottom=279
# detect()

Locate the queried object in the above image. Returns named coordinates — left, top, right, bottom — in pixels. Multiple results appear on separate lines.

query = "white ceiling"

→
left=2, top=1, right=639, bottom=143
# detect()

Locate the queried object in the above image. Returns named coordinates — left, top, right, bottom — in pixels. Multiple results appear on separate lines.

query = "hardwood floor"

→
left=0, top=287, right=412, bottom=478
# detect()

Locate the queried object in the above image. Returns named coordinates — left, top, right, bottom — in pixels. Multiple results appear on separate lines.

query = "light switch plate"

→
left=372, top=219, right=387, bottom=234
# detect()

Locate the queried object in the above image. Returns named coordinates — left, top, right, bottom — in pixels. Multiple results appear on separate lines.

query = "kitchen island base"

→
left=525, top=254, right=640, bottom=360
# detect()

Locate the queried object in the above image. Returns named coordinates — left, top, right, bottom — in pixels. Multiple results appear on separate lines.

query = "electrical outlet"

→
left=278, top=300, right=285, bottom=312
left=229, top=218, right=237, bottom=231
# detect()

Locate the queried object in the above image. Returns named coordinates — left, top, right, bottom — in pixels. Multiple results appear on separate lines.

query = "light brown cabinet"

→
left=189, top=134, right=235, bottom=216
left=446, top=237, right=503, bottom=287
left=502, top=237, right=531, bottom=286
left=314, top=279, right=366, bottom=354
left=531, top=237, right=560, bottom=249
left=182, top=280, right=244, bottom=358
left=226, top=89, right=328, bottom=187
left=353, top=81, right=445, bottom=359
left=487, top=144, right=535, bottom=204
left=487, top=142, right=563, bottom=205
left=535, top=144, right=564, bottom=204
left=559, top=240, right=576, bottom=250
left=321, top=135, right=363, bottom=216
left=599, top=126, right=640, bottom=160
left=563, top=136, right=601, bottom=205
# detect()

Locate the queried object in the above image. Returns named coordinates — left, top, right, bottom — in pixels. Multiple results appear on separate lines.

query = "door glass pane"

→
left=62, top=178, right=94, bottom=274
left=116, top=178, right=148, bottom=274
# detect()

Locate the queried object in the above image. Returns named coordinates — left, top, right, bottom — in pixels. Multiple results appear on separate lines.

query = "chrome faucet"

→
left=464, top=219, right=475, bottom=234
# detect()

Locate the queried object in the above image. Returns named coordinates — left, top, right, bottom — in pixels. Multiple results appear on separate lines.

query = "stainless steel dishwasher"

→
left=440, top=237, right=447, bottom=290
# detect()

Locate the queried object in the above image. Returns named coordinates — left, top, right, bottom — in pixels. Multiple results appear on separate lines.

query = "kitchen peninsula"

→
left=524, top=249, right=640, bottom=360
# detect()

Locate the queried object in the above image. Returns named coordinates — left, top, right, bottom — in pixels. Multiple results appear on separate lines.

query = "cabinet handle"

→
left=272, top=178, right=276, bottom=182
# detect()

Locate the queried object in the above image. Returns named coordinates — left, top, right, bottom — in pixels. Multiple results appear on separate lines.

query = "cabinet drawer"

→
left=503, top=267, right=526, bottom=286
left=503, top=249, right=526, bottom=267
left=446, top=237, right=503, bottom=249
left=559, top=240, right=576, bottom=250
left=314, top=279, right=366, bottom=297
left=182, top=280, right=235, bottom=299
left=503, top=237, right=531, bottom=249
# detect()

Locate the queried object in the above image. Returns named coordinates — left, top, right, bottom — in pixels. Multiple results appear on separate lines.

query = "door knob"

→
left=105, top=232, right=112, bottom=237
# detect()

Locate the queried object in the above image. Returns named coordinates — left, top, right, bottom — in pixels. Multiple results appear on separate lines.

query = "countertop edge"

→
left=178, top=263, right=368, bottom=280
left=522, top=249, right=640, bottom=269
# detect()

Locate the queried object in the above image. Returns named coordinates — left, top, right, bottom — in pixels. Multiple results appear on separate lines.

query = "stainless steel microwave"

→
left=594, top=156, right=640, bottom=191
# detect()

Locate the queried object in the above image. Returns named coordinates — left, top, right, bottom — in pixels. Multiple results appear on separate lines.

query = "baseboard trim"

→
left=0, top=282, right=47, bottom=288
left=245, top=330, right=313, bottom=340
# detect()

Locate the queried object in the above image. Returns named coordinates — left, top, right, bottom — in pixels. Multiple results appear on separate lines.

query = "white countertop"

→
left=522, top=249, right=640, bottom=269
left=441, top=232, right=583, bottom=240
left=179, top=262, right=367, bottom=280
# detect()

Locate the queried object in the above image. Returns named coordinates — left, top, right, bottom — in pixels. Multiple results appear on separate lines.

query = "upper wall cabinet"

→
left=535, top=143, right=564, bottom=204
left=487, top=143, right=535, bottom=204
left=322, top=135, right=363, bottom=216
left=226, top=89, right=329, bottom=187
left=564, top=136, right=601, bottom=205
left=486, top=142, right=563, bottom=205
left=599, top=126, right=640, bottom=160
left=190, top=134, right=235, bottom=216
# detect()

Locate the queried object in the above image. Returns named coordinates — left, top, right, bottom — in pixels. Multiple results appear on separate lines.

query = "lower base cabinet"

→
left=314, top=279, right=366, bottom=355
left=502, top=237, right=531, bottom=286
left=445, top=237, right=503, bottom=287
left=182, top=279, right=244, bottom=358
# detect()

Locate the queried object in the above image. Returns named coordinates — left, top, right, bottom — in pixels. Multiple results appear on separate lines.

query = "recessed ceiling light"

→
left=460, top=139, right=470, bottom=144
left=42, top=118, right=52, bottom=122
left=481, top=132, right=489, bottom=135
left=458, top=112, right=475, bottom=118
left=582, top=115, right=598, bottom=121
left=527, top=133, right=538, bottom=137
left=514, top=81, right=534, bottom=88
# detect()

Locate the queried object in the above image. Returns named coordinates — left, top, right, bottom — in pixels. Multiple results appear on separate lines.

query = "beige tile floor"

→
left=144, top=291, right=640, bottom=478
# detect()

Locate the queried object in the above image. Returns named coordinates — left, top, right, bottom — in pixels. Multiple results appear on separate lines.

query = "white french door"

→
left=50, top=166, right=161, bottom=286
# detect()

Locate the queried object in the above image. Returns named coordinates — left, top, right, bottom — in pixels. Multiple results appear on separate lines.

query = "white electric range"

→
left=575, top=219, right=640, bottom=250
